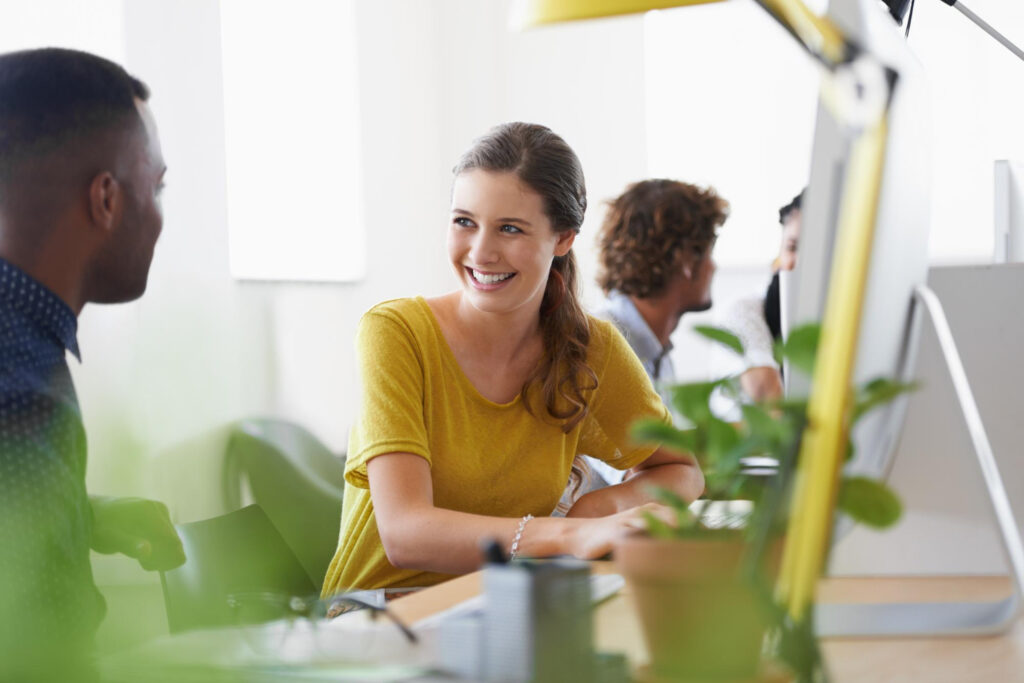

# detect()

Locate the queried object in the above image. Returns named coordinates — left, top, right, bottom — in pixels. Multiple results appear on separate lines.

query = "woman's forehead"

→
left=451, top=169, right=546, bottom=217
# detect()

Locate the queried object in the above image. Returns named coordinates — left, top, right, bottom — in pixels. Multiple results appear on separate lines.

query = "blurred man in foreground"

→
left=0, top=47, right=185, bottom=681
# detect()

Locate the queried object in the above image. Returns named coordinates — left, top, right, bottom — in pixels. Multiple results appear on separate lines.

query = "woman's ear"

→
left=88, top=171, right=121, bottom=235
left=554, top=230, right=576, bottom=257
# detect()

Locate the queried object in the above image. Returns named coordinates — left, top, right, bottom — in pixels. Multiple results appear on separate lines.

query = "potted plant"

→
left=615, top=323, right=908, bottom=681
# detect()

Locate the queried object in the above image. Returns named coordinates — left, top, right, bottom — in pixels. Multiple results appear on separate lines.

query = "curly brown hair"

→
left=597, top=179, right=728, bottom=298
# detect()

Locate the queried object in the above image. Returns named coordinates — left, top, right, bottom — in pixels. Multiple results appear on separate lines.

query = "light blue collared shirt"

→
left=594, top=290, right=674, bottom=384
left=580, top=290, right=675, bottom=489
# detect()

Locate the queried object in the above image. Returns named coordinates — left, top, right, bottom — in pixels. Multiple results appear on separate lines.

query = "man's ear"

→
left=554, top=230, right=576, bottom=257
left=88, top=172, right=121, bottom=235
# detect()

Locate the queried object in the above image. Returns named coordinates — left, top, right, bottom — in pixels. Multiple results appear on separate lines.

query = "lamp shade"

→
left=513, top=0, right=727, bottom=28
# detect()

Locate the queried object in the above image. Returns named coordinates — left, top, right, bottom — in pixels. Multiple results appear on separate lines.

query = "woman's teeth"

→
left=472, top=269, right=514, bottom=284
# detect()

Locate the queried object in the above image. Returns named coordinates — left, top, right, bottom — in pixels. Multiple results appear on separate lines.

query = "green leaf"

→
left=694, top=325, right=745, bottom=355
left=650, top=486, right=691, bottom=515
left=669, top=381, right=722, bottom=424
left=740, top=403, right=790, bottom=445
left=706, top=418, right=741, bottom=465
left=631, top=419, right=696, bottom=455
left=766, top=396, right=809, bottom=419
left=852, top=378, right=918, bottom=422
left=772, top=338, right=785, bottom=367
left=838, top=476, right=902, bottom=528
left=641, top=511, right=676, bottom=539
left=778, top=324, right=820, bottom=376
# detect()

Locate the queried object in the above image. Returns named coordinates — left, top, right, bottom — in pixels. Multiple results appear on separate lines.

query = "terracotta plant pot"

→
left=615, top=534, right=772, bottom=681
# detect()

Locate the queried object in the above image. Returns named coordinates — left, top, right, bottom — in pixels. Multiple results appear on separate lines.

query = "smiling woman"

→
left=321, top=122, right=705, bottom=595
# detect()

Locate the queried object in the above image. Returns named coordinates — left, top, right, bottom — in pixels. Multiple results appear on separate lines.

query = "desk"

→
left=103, top=568, right=1023, bottom=681
left=389, top=567, right=1024, bottom=682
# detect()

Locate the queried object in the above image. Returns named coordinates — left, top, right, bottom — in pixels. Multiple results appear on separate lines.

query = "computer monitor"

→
left=784, top=0, right=931, bottom=487
left=787, top=1, right=1024, bottom=635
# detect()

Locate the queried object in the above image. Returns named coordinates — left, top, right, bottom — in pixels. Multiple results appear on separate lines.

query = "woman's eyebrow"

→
left=496, top=217, right=532, bottom=226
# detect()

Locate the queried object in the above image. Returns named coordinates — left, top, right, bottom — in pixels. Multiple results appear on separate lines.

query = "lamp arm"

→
left=752, top=0, right=851, bottom=69
left=942, top=0, right=1024, bottom=64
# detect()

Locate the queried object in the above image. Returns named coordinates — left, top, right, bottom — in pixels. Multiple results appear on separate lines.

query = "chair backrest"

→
left=160, top=504, right=317, bottom=633
left=223, top=418, right=345, bottom=585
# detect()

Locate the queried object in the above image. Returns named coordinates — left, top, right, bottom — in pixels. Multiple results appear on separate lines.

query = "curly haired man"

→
left=574, top=179, right=728, bottom=493
left=595, top=179, right=729, bottom=383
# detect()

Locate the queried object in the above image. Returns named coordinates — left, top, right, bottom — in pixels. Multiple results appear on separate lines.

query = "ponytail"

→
left=522, top=251, right=598, bottom=433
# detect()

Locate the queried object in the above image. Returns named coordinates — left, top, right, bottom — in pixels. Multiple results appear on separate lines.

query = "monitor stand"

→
left=815, top=284, right=1024, bottom=636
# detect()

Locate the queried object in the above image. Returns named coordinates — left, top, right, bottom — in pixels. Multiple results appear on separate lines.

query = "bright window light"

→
left=0, top=0, right=124, bottom=63
left=220, top=0, right=365, bottom=282
left=644, top=3, right=819, bottom=268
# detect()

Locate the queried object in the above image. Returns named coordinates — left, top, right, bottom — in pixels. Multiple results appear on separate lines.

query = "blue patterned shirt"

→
left=0, top=257, right=104, bottom=672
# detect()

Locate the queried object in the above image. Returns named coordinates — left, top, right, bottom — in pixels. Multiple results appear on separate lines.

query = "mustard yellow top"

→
left=321, top=297, right=671, bottom=593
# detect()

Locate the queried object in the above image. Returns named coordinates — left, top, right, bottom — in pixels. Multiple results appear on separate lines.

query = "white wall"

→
left=909, top=0, right=1024, bottom=264
left=73, top=1, right=277, bottom=519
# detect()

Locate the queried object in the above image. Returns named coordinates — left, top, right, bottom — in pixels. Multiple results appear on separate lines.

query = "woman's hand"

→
left=565, top=448, right=704, bottom=519
left=568, top=502, right=677, bottom=559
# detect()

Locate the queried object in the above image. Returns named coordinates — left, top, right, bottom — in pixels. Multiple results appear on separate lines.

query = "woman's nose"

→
left=469, top=230, right=498, bottom=264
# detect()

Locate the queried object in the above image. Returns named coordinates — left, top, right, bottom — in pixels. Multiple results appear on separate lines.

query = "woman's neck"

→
left=451, top=292, right=541, bottom=362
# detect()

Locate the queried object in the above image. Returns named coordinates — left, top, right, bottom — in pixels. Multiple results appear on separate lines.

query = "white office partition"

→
left=994, top=160, right=1024, bottom=263
left=220, top=0, right=365, bottom=282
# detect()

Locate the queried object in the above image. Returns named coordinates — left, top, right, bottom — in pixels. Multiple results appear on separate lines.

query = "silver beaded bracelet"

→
left=509, top=514, right=534, bottom=561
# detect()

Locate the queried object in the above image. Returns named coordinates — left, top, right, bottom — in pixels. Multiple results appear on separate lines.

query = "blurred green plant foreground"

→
left=633, top=322, right=909, bottom=537
left=628, top=323, right=914, bottom=681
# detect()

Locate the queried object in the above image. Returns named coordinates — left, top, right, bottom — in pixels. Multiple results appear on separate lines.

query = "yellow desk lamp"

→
left=515, top=0, right=895, bottom=623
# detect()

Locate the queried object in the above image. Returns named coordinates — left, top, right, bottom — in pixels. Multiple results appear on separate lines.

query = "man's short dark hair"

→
left=778, top=188, right=805, bottom=226
left=597, top=179, right=728, bottom=298
left=0, top=48, right=150, bottom=193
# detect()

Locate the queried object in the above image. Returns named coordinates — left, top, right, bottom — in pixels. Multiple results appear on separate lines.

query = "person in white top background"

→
left=712, top=189, right=804, bottom=418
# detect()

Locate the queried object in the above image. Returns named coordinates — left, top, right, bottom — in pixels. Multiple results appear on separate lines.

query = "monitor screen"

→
left=784, top=0, right=931, bottom=517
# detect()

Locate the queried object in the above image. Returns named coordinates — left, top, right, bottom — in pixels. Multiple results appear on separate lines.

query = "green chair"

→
left=160, top=504, right=317, bottom=633
left=223, top=418, right=345, bottom=586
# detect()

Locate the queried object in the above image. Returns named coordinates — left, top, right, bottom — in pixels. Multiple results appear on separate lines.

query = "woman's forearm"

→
left=625, top=461, right=704, bottom=504
left=567, top=460, right=704, bottom=518
left=379, top=504, right=583, bottom=574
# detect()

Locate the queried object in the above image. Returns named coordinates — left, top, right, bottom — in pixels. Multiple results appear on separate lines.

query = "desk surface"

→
left=390, top=566, right=1024, bottom=683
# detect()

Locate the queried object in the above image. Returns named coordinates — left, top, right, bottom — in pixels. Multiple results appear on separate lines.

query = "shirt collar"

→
left=600, top=290, right=673, bottom=363
left=0, top=258, right=81, bottom=360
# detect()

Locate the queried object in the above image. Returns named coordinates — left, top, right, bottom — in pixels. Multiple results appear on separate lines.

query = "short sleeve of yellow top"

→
left=321, top=296, right=672, bottom=595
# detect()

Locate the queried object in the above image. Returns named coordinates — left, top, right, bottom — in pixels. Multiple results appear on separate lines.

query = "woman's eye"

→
left=453, top=216, right=473, bottom=228
left=500, top=224, right=522, bottom=234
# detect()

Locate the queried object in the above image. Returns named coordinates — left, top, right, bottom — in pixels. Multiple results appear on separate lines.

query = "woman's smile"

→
left=467, top=267, right=517, bottom=289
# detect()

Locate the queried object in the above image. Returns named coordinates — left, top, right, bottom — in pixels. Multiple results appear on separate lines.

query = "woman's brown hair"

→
left=453, top=122, right=597, bottom=433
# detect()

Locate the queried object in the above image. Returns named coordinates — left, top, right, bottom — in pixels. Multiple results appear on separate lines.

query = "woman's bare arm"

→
left=565, top=448, right=704, bottom=519
left=367, top=453, right=673, bottom=574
